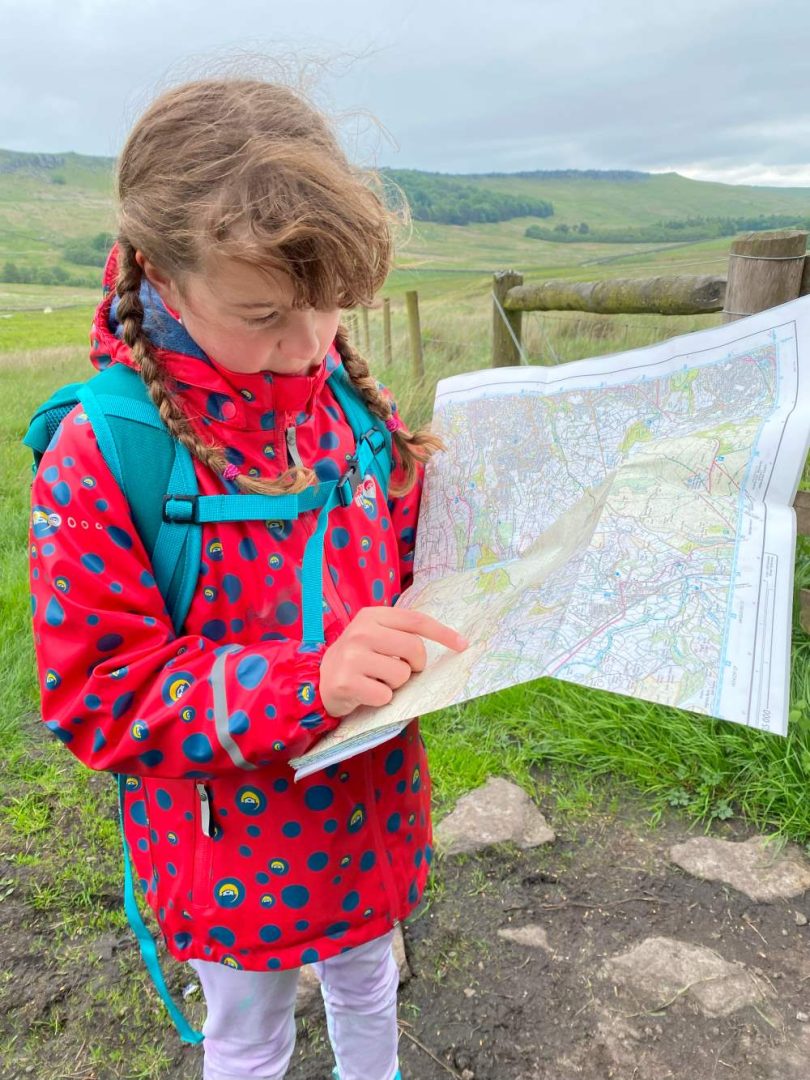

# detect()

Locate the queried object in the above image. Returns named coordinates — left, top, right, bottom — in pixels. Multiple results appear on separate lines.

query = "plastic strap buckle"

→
left=336, top=460, right=362, bottom=507
left=162, top=494, right=199, bottom=523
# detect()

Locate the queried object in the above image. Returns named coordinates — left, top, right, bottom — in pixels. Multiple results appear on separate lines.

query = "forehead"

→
left=193, top=256, right=295, bottom=310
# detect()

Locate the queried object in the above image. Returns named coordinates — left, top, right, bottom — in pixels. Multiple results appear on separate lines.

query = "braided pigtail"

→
left=116, top=239, right=316, bottom=496
left=334, top=323, right=443, bottom=496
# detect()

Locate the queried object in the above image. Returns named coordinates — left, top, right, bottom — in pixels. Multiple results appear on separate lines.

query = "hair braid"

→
left=334, top=323, right=443, bottom=495
left=115, top=239, right=316, bottom=496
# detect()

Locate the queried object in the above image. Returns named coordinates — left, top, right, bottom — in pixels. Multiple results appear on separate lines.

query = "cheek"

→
left=319, top=311, right=342, bottom=345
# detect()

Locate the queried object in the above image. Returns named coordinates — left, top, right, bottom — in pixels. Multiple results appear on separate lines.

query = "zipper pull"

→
left=285, top=423, right=303, bottom=468
left=196, top=782, right=213, bottom=837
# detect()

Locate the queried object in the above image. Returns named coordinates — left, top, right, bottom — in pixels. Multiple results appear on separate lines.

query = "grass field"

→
left=3, top=286, right=810, bottom=841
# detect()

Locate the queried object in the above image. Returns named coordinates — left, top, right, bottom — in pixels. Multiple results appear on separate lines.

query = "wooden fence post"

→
left=723, top=229, right=808, bottom=323
left=492, top=270, right=524, bottom=366
left=383, top=298, right=392, bottom=366
left=405, top=290, right=424, bottom=380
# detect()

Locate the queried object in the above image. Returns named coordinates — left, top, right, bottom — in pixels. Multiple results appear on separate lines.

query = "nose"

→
left=278, top=310, right=320, bottom=364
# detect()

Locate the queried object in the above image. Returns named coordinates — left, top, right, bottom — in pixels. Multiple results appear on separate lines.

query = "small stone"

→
left=464, top=987, right=476, bottom=998
left=392, top=924, right=411, bottom=984
left=670, top=836, right=810, bottom=902
left=295, top=965, right=322, bottom=1018
left=797, top=1011, right=809, bottom=1023
left=603, top=936, right=770, bottom=1018
left=497, top=924, right=551, bottom=951
left=435, top=777, right=555, bottom=855
left=461, top=1071, right=475, bottom=1080
left=796, top=912, right=808, bottom=926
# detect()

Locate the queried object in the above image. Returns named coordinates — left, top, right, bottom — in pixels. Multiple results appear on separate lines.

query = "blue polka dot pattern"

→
left=235, top=654, right=268, bottom=689
left=281, top=885, right=309, bottom=909
left=304, top=786, right=333, bottom=811
left=182, top=733, right=214, bottom=763
left=28, top=331, right=432, bottom=972
left=107, top=526, right=133, bottom=549
left=275, top=601, right=299, bottom=626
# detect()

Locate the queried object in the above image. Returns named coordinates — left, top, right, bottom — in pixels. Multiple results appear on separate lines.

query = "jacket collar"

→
left=91, top=244, right=340, bottom=430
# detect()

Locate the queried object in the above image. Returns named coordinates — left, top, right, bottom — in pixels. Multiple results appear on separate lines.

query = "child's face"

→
left=142, top=254, right=341, bottom=377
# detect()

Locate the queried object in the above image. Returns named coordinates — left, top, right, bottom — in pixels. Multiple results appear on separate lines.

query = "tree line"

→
left=525, top=213, right=810, bottom=244
left=382, top=169, right=553, bottom=225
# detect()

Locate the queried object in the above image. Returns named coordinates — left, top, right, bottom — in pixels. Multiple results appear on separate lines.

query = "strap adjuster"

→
left=361, top=428, right=387, bottom=455
left=336, top=460, right=362, bottom=507
left=162, top=494, right=199, bottom=523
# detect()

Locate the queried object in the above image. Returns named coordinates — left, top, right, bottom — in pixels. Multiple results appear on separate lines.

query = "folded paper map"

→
left=291, top=297, right=810, bottom=779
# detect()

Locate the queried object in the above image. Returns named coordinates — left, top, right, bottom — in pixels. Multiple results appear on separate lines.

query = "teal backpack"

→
left=24, top=360, right=393, bottom=1044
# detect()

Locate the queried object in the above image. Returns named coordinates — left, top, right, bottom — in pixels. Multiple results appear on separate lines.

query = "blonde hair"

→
left=115, top=78, right=440, bottom=495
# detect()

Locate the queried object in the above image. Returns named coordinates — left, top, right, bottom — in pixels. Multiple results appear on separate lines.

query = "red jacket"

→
left=29, top=251, right=431, bottom=971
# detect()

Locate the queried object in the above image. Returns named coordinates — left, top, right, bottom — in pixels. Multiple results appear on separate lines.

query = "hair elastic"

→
left=385, top=414, right=403, bottom=433
left=222, top=463, right=240, bottom=481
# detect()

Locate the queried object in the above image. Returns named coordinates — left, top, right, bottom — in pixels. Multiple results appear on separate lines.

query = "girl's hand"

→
left=319, top=607, right=469, bottom=717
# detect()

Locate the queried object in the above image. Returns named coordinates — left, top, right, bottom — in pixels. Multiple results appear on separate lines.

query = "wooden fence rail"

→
left=491, top=228, right=810, bottom=634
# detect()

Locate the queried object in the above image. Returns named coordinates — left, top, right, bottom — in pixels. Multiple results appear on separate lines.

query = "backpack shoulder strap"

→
left=25, top=365, right=200, bottom=635
left=326, top=365, right=393, bottom=495
left=79, top=365, right=202, bottom=634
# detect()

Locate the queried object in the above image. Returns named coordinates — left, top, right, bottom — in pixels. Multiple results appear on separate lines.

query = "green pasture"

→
left=3, top=291, right=810, bottom=846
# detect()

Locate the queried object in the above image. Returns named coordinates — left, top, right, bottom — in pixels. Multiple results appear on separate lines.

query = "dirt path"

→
left=3, top=790, right=810, bottom=1079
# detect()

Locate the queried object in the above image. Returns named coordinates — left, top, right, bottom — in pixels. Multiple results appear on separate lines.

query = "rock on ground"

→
left=434, top=777, right=555, bottom=855
left=670, top=835, right=810, bottom=902
left=603, top=935, right=771, bottom=1018
left=497, top=924, right=551, bottom=951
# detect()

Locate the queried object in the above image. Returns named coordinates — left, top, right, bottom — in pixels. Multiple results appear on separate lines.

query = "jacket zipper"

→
left=283, top=413, right=395, bottom=921
left=364, top=753, right=400, bottom=927
left=192, top=781, right=214, bottom=907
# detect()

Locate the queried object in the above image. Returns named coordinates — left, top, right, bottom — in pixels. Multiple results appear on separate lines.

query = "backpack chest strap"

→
left=300, top=431, right=386, bottom=645
left=161, top=428, right=386, bottom=525
left=159, top=428, right=388, bottom=645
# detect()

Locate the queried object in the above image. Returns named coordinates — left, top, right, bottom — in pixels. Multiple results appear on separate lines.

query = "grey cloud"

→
left=0, top=0, right=809, bottom=183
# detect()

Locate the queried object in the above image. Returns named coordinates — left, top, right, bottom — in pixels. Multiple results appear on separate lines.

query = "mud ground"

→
left=3, top=794, right=810, bottom=1079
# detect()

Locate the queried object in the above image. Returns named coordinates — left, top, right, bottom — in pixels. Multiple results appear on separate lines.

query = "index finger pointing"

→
left=374, top=607, right=469, bottom=651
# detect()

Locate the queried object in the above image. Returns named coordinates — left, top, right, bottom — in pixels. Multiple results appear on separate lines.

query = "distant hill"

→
left=2, top=148, right=810, bottom=284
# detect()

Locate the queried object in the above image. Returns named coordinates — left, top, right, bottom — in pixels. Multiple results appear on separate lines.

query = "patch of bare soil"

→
left=4, top=799, right=810, bottom=1079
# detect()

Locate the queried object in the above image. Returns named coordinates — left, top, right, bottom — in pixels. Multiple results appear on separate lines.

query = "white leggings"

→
left=190, top=930, right=399, bottom=1080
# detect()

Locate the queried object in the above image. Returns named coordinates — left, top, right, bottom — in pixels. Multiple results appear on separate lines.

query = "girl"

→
left=28, top=78, right=467, bottom=1080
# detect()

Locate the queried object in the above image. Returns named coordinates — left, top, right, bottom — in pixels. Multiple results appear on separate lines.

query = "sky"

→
left=2, top=0, right=810, bottom=186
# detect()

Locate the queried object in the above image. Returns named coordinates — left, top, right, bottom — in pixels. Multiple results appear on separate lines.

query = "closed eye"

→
left=244, top=311, right=281, bottom=327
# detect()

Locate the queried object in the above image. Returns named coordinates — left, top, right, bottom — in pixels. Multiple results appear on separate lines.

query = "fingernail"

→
left=457, top=635, right=470, bottom=649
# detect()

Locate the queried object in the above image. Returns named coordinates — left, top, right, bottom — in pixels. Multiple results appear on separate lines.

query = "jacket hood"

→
left=90, top=245, right=338, bottom=430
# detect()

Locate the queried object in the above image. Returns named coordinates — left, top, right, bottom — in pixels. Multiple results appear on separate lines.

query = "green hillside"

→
left=2, top=148, right=810, bottom=297
left=459, top=170, right=810, bottom=228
